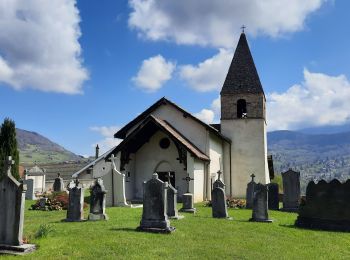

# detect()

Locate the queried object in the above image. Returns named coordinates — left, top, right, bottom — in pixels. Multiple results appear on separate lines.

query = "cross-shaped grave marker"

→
left=182, top=173, right=194, bottom=193
left=250, top=173, right=256, bottom=182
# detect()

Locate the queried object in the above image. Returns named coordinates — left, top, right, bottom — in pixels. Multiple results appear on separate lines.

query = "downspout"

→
left=229, top=142, right=232, bottom=197
left=111, top=163, right=115, bottom=206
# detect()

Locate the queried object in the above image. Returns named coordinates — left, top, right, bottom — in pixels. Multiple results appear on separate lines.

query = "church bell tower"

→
left=220, top=32, right=269, bottom=198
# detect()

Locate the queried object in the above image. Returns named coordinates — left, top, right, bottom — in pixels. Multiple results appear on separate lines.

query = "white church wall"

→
left=222, top=141, right=231, bottom=197
left=209, top=134, right=223, bottom=178
left=92, top=159, right=112, bottom=178
left=221, top=119, right=270, bottom=198
left=193, top=159, right=205, bottom=202
left=133, top=130, right=187, bottom=199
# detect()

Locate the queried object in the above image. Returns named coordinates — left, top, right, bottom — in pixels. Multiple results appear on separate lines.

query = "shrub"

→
left=35, top=224, right=54, bottom=238
left=204, top=198, right=247, bottom=209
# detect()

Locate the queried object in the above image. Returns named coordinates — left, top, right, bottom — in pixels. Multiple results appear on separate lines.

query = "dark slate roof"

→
left=221, top=33, right=264, bottom=95
left=114, top=97, right=230, bottom=143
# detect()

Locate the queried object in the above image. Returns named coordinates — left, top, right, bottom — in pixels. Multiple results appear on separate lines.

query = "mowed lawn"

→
left=4, top=201, right=350, bottom=259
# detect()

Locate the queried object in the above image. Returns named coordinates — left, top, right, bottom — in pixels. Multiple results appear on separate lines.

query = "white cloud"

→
left=0, top=0, right=88, bottom=94
left=267, top=69, right=350, bottom=131
left=179, top=49, right=232, bottom=92
left=128, top=0, right=327, bottom=48
left=194, top=97, right=221, bottom=124
left=90, top=126, right=122, bottom=154
left=194, top=109, right=215, bottom=124
left=132, top=54, right=175, bottom=92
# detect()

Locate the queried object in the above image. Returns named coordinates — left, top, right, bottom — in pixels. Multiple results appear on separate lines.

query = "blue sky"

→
left=0, top=0, right=350, bottom=156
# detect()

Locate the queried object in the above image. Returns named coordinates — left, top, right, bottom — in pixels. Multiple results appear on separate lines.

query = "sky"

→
left=0, top=0, right=350, bottom=156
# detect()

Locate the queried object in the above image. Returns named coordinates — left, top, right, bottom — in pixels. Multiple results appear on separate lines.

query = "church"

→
left=73, top=32, right=273, bottom=206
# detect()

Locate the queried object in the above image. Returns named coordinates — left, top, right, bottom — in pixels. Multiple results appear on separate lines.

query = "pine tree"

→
left=0, top=118, right=20, bottom=180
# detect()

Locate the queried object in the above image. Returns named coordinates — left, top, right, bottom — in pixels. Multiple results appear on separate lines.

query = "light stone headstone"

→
left=211, top=178, right=230, bottom=219
left=88, top=178, right=108, bottom=221
left=65, top=179, right=85, bottom=222
left=249, top=183, right=273, bottom=223
left=281, top=169, right=300, bottom=212
left=0, top=156, right=36, bottom=255
left=268, top=183, right=279, bottom=210
left=179, top=173, right=196, bottom=213
left=23, top=179, right=36, bottom=200
left=246, top=174, right=256, bottom=209
left=53, top=173, right=64, bottom=192
left=137, top=173, right=175, bottom=233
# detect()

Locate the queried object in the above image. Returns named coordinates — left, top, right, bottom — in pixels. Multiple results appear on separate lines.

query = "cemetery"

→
left=1, top=3, right=350, bottom=258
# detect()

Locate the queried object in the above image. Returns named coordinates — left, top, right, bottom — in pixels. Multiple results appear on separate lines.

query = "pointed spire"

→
left=221, top=32, right=264, bottom=95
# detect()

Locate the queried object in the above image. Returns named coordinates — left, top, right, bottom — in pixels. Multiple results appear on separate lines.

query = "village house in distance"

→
left=73, top=32, right=274, bottom=206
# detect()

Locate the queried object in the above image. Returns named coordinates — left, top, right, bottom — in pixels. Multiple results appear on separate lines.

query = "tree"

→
left=0, top=118, right=20, bottom=180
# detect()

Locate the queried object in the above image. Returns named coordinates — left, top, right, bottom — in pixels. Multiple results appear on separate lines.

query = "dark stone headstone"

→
left=179, top=193, right=196, bottom=213
left=88, top=178, right=108, bottom=221
left=268, top=183, right=279, bottom=210
left=281, top=169, right=300, bottom=212
left=137, top=173, right=175, bottom=233
left=53, top=173, right=64, bottom=192
left=167, top=183, right=183, bottom=219
left=65, top=179, right=85, bottom=222
left=295, top=179, right=350, bottom=231
left=39, top=197, right=48, bottom=209
left=249, top=184, right=272, bottom=223
left=211, top=182, right=229, bottom=219
left=0, top=156, right=36, bottom=255
left=246, top=174, right=256, bottom=209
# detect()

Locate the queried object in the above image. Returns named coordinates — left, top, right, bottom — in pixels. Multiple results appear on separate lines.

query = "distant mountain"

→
left=268, top=130, right=350, bottom=192
left=16, top=128, right=83, bottom=164
left=298, top=123, right=350, bottom=135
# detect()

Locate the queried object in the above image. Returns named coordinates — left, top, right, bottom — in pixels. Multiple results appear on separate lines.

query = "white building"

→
left=73, top=32, right=273, bottom=206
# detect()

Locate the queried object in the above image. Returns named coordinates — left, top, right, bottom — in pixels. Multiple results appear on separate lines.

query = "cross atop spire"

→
left=241, top=25, right=246, bottom=33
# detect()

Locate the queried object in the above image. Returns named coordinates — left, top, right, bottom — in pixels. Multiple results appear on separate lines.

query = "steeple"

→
left=221, top=32, right=264, bottom=95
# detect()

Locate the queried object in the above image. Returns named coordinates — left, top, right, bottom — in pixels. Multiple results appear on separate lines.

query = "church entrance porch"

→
left=111, top=115, right=210, bottom=203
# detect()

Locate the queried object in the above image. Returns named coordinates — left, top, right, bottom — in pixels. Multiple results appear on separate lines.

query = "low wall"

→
left=45, top=179, right=94, bottom=191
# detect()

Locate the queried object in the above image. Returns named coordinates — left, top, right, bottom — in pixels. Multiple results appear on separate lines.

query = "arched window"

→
left=237, top=99, right=247, bottom=118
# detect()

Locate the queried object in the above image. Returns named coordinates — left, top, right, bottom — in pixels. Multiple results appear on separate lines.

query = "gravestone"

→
left=281, top=169, right=300, bottom=212
left=0, top=156, right=36, bottom=255
left=39, top=197, right=48, bottom=210
left=137, top=173, right=175, bottom=233
left=211, top=176, right=230, bottom=219
left=53, top=173, right=64, bottom=192
left=246, top=174, right=256, bottom=209
left=65, top=179, right=85, bottom=222
left=296, top=179, right=350, bottom=231
left=179, top=173, right=196, bottom=213
left=23, top=179, right=36, bottom=200
left=268, top=183, right=279, bottom=210
left=249, top=183, right=272, bottom=223
left=166, top=173, right=183, bottom=219
left=88, top=178, right=108, bottom=221
left=213, top=170, right=225, bottom=189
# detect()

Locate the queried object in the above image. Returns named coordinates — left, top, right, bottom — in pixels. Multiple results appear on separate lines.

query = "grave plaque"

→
left=88, top=178, right=108, bottom=221
left=0, top=156, right=36, bottom=255
left=24, top=179, right=36, bottom=200
left=211, top=178, right=229, bottom=219
left=281, top=169, right=300, bottom=212
left=268, top=183, right=279, bottom=210
left=137, top=173, right=175, bottom=233
left=53, top=173, right=64, bottom=192
left=65, top=179, right=85, bottom=222
left=246, top=174, right=256, bottom=209
left=179, top=173, right=196, bottom=213
left=249, top=183, right=272, bottom=223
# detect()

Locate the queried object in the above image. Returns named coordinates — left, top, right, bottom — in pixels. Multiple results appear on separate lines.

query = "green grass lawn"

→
left=3, top=201, right=350, bottom=259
